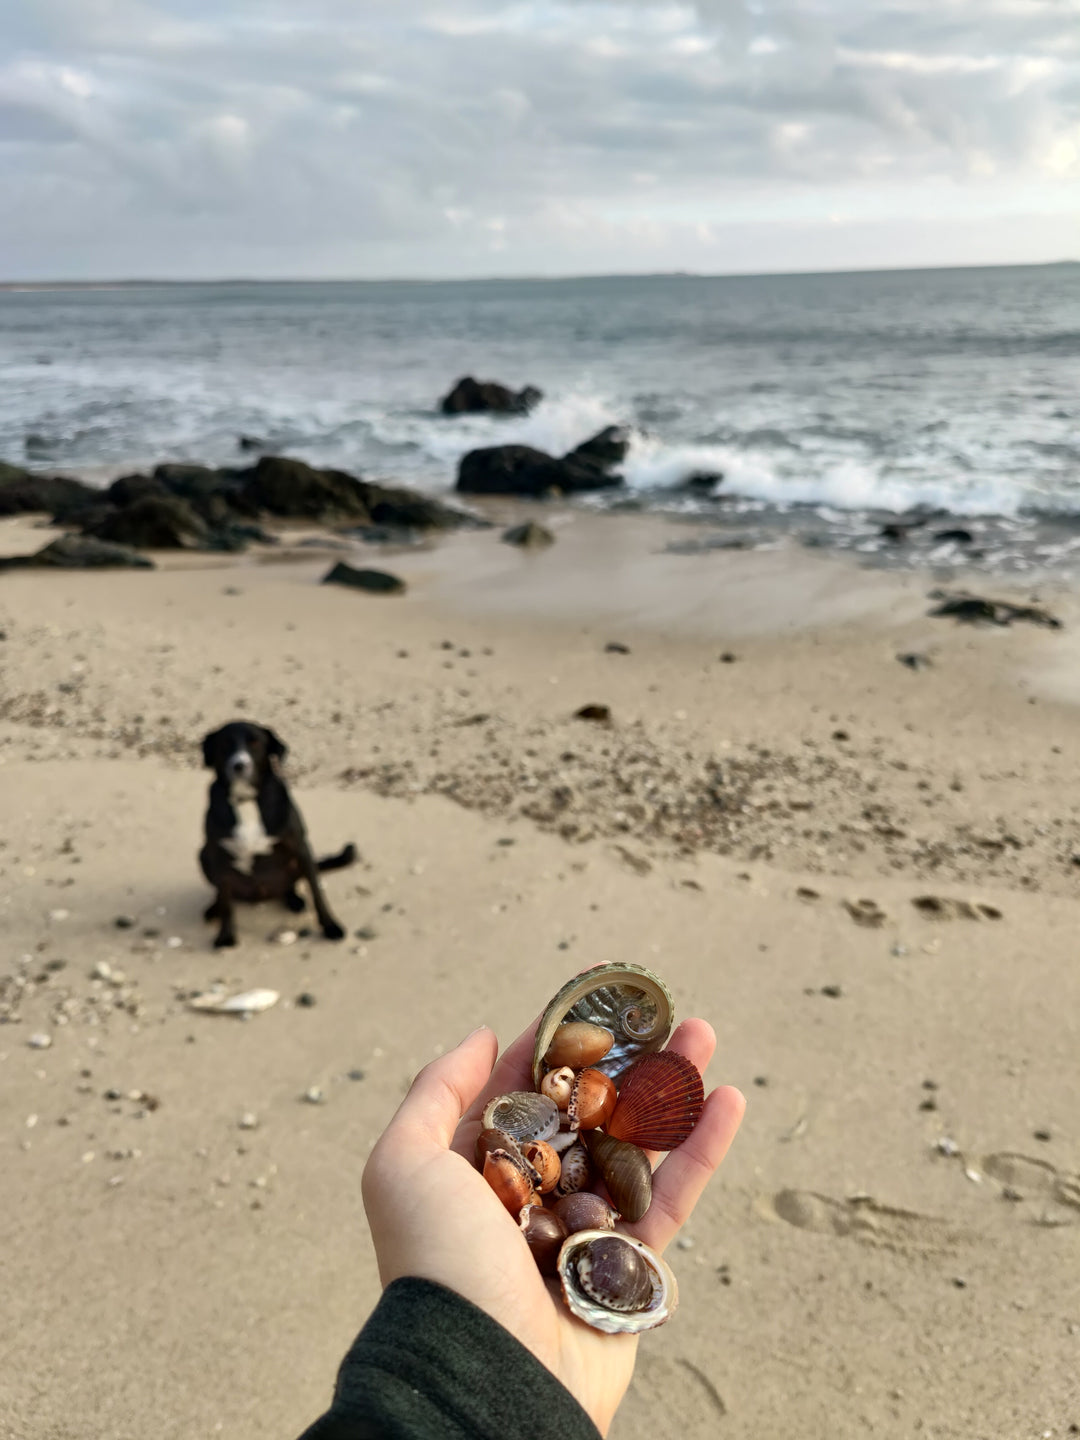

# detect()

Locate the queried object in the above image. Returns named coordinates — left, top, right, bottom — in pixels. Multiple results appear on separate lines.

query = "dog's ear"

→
left=264, top=728, right=287, bottom=763
left=201, top=728, right=223, bottom=769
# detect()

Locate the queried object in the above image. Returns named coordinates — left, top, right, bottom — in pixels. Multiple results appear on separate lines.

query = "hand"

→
left=362, top=1005, right=745, bottom=1438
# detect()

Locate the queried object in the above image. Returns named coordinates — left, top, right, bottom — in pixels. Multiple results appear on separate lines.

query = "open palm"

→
left=362, top=1009, right=744, bottom=1438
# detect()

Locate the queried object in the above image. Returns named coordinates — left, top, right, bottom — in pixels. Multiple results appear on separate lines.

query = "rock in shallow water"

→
left=440, top=376, right=542, bottom=415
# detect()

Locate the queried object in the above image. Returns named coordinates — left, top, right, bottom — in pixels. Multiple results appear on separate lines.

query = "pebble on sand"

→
left=303, top=1087, right=325, bottom=1105
left=28, top=1032, right=52, bottom=1049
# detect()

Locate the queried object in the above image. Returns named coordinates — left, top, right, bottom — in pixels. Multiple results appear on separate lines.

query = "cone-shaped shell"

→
left=607, top=1051, right=705, bottom=1151
left=482, top=1092, right=560, bottom=1144
left=557, top=1230, right=677, bottom=1334
left=584, top=1130, right=652, bottom=1222
left=532, top=965, right=674, bottom=1089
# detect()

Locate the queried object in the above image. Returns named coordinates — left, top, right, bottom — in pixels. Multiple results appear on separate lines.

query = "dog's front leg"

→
left=298, top=847, right=345, bottom=941
left=212, top=877, right=238, bottom=948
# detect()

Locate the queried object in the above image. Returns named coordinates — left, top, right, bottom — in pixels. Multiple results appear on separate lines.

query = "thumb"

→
left=384, top=1026, right=499, bottom=1152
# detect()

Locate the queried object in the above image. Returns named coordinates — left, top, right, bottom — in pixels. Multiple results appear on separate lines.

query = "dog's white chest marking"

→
left=223, top=799, right=275, bottom=875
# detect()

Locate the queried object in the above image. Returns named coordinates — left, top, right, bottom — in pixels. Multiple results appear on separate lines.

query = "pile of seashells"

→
left=475, top=964, right=704, bottom=1334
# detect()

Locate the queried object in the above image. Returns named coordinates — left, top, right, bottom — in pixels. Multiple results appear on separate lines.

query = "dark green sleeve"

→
left=297, top=1277, right=603, bottom=1440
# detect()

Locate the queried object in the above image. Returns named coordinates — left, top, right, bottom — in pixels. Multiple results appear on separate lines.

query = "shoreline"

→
left=3, top=507, right=1080, bottom=1438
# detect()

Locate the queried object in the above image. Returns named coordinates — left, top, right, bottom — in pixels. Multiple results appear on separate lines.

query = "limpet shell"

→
left=532, top=965, right=674, bottom=1089
left=482, top=1092, right=560, bottom=1144
left=557, top=1230, right=678, bottom=1334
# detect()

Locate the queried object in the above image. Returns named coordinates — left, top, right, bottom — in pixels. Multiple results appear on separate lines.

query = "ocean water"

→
left=2, top=266, right=1079, bottom=568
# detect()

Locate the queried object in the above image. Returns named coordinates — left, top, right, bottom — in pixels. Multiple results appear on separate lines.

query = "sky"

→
left=0, top=0, right=1078, bottom=280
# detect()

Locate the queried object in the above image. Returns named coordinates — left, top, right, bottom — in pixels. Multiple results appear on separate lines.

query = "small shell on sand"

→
left=187, top=988, right=280, bottom=1015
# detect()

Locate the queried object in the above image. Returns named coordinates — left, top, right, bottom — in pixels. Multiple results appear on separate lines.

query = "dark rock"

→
left=934, top=528, right=975, bottom=544
left=238, top=435, right=268, bottom=452
left=574, top=704, right=612, bottom=724
left=322, top=562, right=405, bottom=594
left=928, top=590, right=1062, bottom=629
left=153, top=464, right=261, bottom=523
left=502, top=521, right=555, bottom=549
left=719, top=652, right=737, bottom=664
left=358, top=479, right=487, bottom=531
left=83, top=495, right=210, bottom=549
left=0, top=467, right=98, bottom=518
left=240, top=456, right=370, bottom=521
left=604, top=641, right=631, bottom=654
left=680, top=471, right=725, bottom=494
left=897, top=652, right=932, bottom=671
left=349, top=525, right=424, bottom=547
left=457, top=444, right=623, bottom=497
left=440, top=376, right=542, bottom=416
left=567, top=426, right=629, bottom=470
left=880, top=522, right=913, bottom=543
left=24, top=432, right=57, bottom=458
left=296, top=992, right=317, bottom=1008
left=0, top=535, right=154, bottom=571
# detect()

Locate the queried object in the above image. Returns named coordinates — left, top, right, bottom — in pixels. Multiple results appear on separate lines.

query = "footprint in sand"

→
left=765, top=1189, right=960, bottom=1256
left=912, top=895, right=1003, bottom=921
left=629, top=1354, right=728, bottom=1427
left=981, top=1152, right=1080, bottom=1220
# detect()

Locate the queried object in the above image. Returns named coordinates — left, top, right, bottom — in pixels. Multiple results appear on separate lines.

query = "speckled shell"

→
left=606, top=1051, right=705, bottom=1151
left=554, top=1140, right=592, bottom=1197
left=482, top=1092, right=560, bottom=1144
left=557, top=1230, right=678, bottom=1334
left=531, top=965, right=674, bottom=1089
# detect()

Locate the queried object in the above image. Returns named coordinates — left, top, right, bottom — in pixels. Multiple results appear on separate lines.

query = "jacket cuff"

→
left=301, top=1277, right=603, bottom=1440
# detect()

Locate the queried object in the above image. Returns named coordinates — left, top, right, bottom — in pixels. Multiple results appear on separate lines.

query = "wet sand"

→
left=2, top=510, right=1079, bottom=1439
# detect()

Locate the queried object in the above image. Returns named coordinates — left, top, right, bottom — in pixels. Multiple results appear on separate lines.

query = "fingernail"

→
left=462, top=1024, right=490, bottom=1043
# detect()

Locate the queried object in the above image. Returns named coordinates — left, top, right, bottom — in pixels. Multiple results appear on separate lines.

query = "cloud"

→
left=0, top=0, right=1077, bottom=277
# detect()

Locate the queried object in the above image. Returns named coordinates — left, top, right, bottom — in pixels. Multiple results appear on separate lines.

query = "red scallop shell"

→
left=606, top=1051, right=704, bottom=1151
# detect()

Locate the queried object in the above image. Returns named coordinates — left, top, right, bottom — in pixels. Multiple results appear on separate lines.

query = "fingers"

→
left=662, top=1017, right=716, bottom=1081
left=628, top=1085, right=745, bottom=1254
left=382, top=1027, right=500, bottom=1152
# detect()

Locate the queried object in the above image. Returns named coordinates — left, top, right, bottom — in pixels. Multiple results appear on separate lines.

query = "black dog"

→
left=199, top=721, right=356, bottom=948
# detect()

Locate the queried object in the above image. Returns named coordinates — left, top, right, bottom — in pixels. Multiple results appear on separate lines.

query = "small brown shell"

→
left=607, top=1051, right=705, bottom=1151
left=483, top=1149, right=536, bottom=1215
left=552, top=1191, right=618, bottom=1234
left=540, top=1067, right=575, bottom=1109
left=543, top=1021, right=615, bottom=1070
left=569, top=1068, right=617, bottom=1131
left=476, top=1128, right=541, bottom=1190
left=555, top=1140, right=591, bottom=1197
left=521, top=1140, right=561, bottom=1194
left=482, top=1092, right=560, bottom=1144
left=519, top=1207, right=567, bottom=1275
left=584, top=1130, right=652, bottom=1222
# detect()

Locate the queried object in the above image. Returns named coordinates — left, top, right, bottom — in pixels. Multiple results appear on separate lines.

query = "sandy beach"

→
left=3, top=507, right=1080, bottom=1440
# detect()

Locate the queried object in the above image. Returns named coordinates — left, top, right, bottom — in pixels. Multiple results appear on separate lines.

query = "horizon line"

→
left=0, top=258, right=1077, bottom=291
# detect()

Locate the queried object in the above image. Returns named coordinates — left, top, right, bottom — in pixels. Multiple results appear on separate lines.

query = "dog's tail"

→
left=318, top=842, right=358, bottom=872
